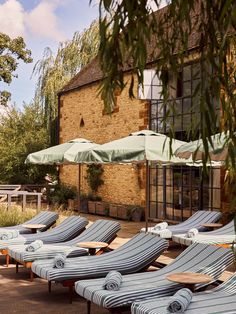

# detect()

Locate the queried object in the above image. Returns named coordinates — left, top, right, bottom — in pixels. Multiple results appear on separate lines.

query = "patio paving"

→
left=0, top=213, right=235, bottom=313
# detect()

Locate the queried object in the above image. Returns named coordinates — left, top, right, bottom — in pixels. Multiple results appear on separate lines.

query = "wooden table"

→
left=201, top=223, right=223, bottom=231
left=22, top=224, right=46, bottom=234
left=76, top=241, right=108, bottom=255
left=166, top=272, right=213, bottom=291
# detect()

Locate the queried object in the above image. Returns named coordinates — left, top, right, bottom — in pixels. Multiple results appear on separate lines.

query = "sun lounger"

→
left=32, top=233, right=168, bottom=301
left=75, top=243, right=234, bottom=313
left=131, top=271, right=236, bottom=314
left=0, top=210, right=59, bottom=234
left=141, top=210, right=222, bottom=238
left=172, top=220, right=236, bottom=246
left=8, top=220, right=121, bottom=264
left=0, top=216, right=88, bottom=252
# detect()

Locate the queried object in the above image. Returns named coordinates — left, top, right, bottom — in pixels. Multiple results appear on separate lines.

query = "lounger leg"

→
left=30, top=270, right=34, bottom=282
left=6, top=254, right=10, bottom=267
left=48, top=281, right=52, bottom=293
left=87, top=301, right=91, bottom=314
left=69, top=285, right=74, bottom=304
left=16, top=261, right=19, bottom=273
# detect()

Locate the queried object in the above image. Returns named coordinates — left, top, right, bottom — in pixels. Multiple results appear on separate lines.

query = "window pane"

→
left=166, top=187, right=173, bottom=203
left=157, top=118, right=164, bottom=132
left=183, top=65, right=191, bottom=81
left=173, top=99, right=182, bottom=115
left=157, top=203, right=164, bottom=219
left=192, top=63, right=201, bottom=79
left=157, top=167, right=164, bottom=185
left=183, top=81, right=191, bottom=96
left=182, top=114, right=191, bottom=130
left=152, top=85, right=163, bottom=99
left=151, top=104, right=158, bottom=118
left=183, top=97, right=192, bottom=114
left=150, top=168, right=157, bottom=185
left=151, top=119, right=157, bottom=132
left=157, top=102, right=164, bottom=117
left=149, top=202, right=157, bottom=218
left=174, top=115, right=182, bottom=131
left=192, top=79, right=201, bottom=96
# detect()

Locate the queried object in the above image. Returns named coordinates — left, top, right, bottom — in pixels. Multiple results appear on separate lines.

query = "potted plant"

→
left=86, top=164, right=105, bottom=214
left=129, top=206, right=144, bottom=222
left=78, top=193, right=89, bottom=213
left=109, top=203, right=128, bottom=219
left=88, top=194, right=102, bottom=214
left=51, top=183, right=77, bottom=210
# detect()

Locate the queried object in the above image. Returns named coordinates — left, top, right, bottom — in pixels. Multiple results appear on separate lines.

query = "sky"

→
left=0, top=0, right=99, bottom=107
left=0, top=0, right=166, bottom=108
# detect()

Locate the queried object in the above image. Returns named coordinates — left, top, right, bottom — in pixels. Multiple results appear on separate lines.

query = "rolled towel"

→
left=53, top=254, right=66, bottom=269
left=25, top=240, right=43, bottom=252
left=167, top=288, right=193, bottom=313
left=0, top=230, right=19, bottom=240
left=103, top=271, right=123, bottom=291
left=158, top=229, right=172, bottom=239
left=187, top=228, right=198, bottom=238
left=153, top=222, right=168, bottom=231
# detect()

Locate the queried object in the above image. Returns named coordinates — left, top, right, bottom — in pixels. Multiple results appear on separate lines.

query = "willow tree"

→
left=34, top=20, right=100, bottom=144
left=0, top=33, right=32, bottom=106
left=95, top=0, right=236, bottom=170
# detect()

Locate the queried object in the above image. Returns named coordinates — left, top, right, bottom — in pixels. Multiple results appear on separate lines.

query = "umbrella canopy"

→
left=73, top=130, right=187, bottom=164
left=70, top=129, right=187, bottom=232
left=174, top=132, right=229, bottom=162
left=25, top=138, right=97, bottom=165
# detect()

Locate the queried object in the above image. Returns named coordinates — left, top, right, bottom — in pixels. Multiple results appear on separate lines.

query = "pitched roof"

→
left=60, top=6, right=200, bottom=95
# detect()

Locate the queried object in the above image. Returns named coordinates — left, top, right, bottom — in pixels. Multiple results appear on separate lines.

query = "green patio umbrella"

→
left=66, top=130, right=187, bottom=230
left=174, top=132, right=229, bottom=162
left=25, top=138, right=98, bottom=211
left=25, top=138, right=97, bottom=165
left=66, top=130, right=187, bottom=164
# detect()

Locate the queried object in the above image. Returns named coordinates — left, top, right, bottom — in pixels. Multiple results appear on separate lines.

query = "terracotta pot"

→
left=109, top=204, right=118, bottom=218
left=88, top=201, right=96, bottom=214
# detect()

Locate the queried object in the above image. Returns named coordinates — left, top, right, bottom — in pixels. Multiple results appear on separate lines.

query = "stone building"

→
left=58, top=8, right=225, bottom=222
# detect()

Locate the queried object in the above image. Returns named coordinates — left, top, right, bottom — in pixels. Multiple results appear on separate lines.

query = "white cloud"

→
left=25, top=0, right=66, bottom=42
left=0, top=0, right=65, bottom=42
left=0, top=0, right=25, bottom=37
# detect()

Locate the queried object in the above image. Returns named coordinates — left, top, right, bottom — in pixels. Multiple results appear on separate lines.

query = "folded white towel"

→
left=103, top=271, right=123, bottom=291
left=0, top=230, right=19, bottom=240
left=187, top=228, right=198, bottom=238
left=158, top=229, right=172, bottom=239
left=25, top=240, right=43, bottom=252
left=53, top=254, right=66, bottom=268
left=153, top=222, right=168, bottom=231
left=167, top=288, right=193, bottom=313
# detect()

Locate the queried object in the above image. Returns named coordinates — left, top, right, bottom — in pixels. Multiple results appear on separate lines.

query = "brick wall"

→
left=59, top=75, right=149, bottom=206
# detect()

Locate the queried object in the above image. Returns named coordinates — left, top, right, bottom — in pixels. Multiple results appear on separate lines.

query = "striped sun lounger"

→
left=75, top=243, right=234, bottom=313
left=131, top=271, right=236, bottom=314
left=141, top=210, right=222, bottom=238
left=0, top=211, right=59, bottom=234
left=172, top=220, right=236, bottom=246
left=0, top=216, right=88, bottom=252
left=8, top=220, right=121, bottom=265
left=32, top=233, right=168, bottom=282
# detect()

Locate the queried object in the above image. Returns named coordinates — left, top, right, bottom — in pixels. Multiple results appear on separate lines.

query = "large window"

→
left=149, top=62, right=221, bottom=221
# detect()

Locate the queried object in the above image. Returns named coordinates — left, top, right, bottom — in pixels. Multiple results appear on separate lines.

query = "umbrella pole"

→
left=77, top=164, right=81, bottom=213
left=145, top=160, right=150, bottom=232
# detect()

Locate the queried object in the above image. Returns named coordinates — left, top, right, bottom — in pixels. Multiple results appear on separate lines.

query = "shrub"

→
left=51, top=183, right=77, bottom=208
left=86, top=164, right=104, bottom=193
left=0, top=206, right=35, bottom=227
